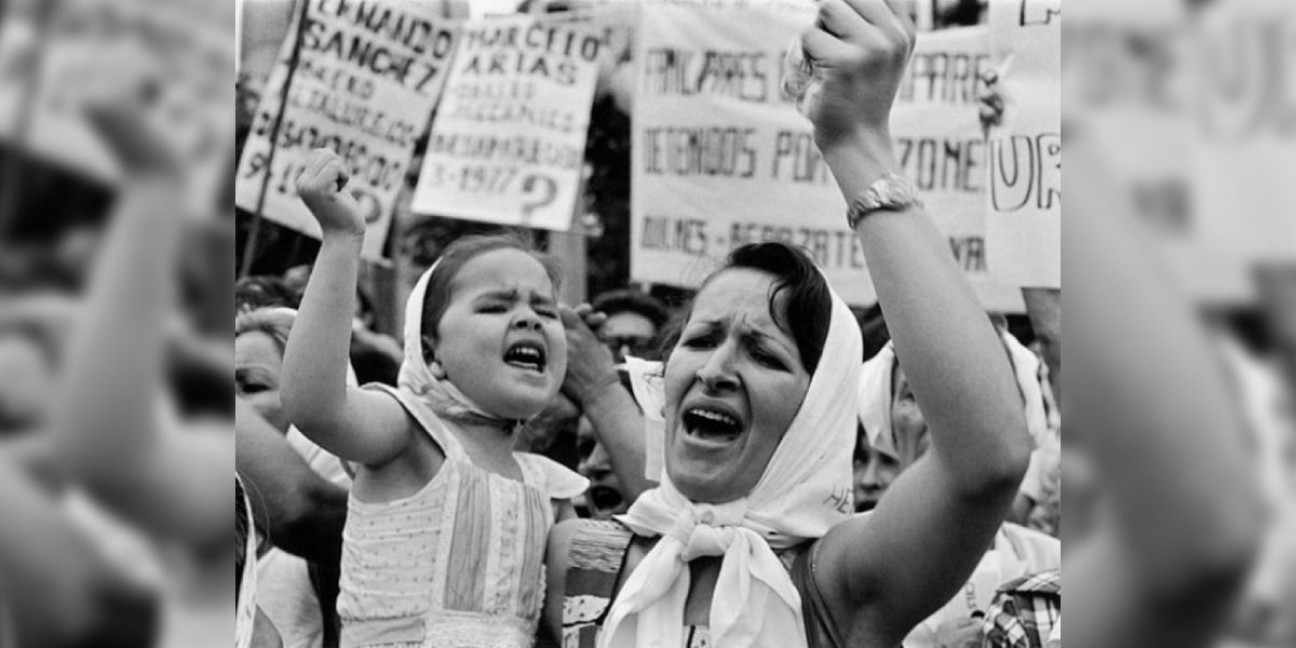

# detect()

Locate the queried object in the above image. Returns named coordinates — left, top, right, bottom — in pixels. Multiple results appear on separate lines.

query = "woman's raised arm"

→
left=801, top=0, right=1031, bottom=643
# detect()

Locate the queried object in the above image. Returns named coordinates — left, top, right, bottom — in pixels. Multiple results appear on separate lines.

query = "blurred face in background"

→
left=853, top=425, right=902, bottom=512
left=600, top=311, right=658, bottom=363
left=852, top=362, right=934, bottom=511
left=577, top=417, right=628, bottom=519
left=235, top=330, right=289, bottom=434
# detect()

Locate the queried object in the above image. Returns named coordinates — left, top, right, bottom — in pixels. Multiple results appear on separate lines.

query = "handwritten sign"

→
left=235, top=0, right=458, bottom=259
left=630, top=4, right=866, bottom=297
left=410, top=15, right=603, bottom=231
left=985, top=0, right=1061, bottom=289
left=893, top=26, right=1023, bottom=312
left=1191, top=0, right=1296, bottom=276
left=631, top=5, right=1024, bottom=310
left=1068, top=0, right=1260, bottom=304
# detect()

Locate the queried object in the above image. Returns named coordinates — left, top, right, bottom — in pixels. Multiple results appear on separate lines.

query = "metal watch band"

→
left=846, top=171, right=922, bottom=230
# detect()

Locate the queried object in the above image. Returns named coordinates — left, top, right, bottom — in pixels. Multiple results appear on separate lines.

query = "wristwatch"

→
left=846, top=172, right=922, bottom=230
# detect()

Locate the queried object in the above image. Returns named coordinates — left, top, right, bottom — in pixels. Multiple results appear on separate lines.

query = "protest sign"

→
left=410, top=15, right=603, bottom=231
left=1068, top=0, right=1255, bottom=304
left=630, top=4, right=866, bottom=299
left=236, top=0, right=458, bottom=260
left=1191, top=0, right=1296, bottom=275
left=894, top=25, right=1023, bottom=311
left=985, top=0, right=1061, bottom=289
left=0, top=0, right=235, bottom=218
left=631, top=4, right=1023, bottom=310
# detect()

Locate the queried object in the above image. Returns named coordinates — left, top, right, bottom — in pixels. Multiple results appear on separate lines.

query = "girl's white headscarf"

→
left=600, top=275, right=862, bottom=648
left=398, top=263, right=516, bottom=426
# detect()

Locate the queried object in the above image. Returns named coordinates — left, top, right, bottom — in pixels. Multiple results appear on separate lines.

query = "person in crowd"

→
left=856, top=327, right=1060, bottom=533
left=981, top=568, right=1061, bottom=648
left=589, top=288, right=671, bottom=364
left=237, top=307, right=355, bottom=485
left=236, top=276, right=402, bottom=387
left=853, top=342, right=1061, bottom=648
left=550, top=289, right=671, bottom=518
left=541, top=2, right=1033, bottom=647
left=560, top=303, right=658, bottom=519
left=238, top=472, right=286, bottom=648
left=576, top=416, right=630, bottom=519
left=283, top=157, right=589, bottom=647
left=237, top=308, right=359, bottom=648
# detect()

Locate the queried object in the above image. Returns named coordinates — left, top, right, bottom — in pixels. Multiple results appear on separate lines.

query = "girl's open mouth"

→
left=504, top=341, right=546, bottom=372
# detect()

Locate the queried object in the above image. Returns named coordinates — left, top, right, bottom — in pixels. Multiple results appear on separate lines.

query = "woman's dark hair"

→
left=419, top=234, right=563, bottom=360
left=661, top=242, right=833, bottom=374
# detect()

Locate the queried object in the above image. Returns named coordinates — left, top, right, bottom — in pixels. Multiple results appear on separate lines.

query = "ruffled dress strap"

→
left=365, top=383, right=467, bottom=461
left=515, top=452, right=589, bottom=501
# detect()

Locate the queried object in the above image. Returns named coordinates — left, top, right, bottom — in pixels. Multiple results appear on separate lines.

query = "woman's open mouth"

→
left=503, top=341, right=547, bottom=373
left=682, top=406, right=744, bottom=443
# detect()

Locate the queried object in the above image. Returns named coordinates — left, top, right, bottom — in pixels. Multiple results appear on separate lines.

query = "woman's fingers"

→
left=799, top=26, right=856, bottom=69
left=842, top=0, right=910, bottom=42
left=816, top=0, right=879, bottom=43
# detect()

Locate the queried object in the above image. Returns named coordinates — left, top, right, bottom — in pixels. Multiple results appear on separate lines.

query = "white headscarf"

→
left=600, top=274, right=863, bottom=648
left=398, top=263, right=516, bottom=426
left=860, top=330, right=1052, bottom=457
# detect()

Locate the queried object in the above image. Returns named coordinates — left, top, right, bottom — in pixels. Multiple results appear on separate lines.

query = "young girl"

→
left=282, top=149, right=587, bottom=648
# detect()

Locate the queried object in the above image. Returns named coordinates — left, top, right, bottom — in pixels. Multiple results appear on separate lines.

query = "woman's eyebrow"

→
left=739, top=326, right=794, bottom=356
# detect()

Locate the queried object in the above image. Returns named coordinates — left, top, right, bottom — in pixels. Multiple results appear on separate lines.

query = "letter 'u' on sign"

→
left=409, top=14, right=603, bottom=231
left=984, top=0, right=1061, bottom=289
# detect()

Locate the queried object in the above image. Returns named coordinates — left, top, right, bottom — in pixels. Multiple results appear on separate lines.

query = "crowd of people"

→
left=1, top=0, right=1295, bottom=647
left=227, top=1, right=1291, bottom=648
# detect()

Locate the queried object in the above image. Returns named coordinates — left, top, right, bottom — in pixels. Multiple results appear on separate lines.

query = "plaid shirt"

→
left=982, top=569, right=1061, bottom=648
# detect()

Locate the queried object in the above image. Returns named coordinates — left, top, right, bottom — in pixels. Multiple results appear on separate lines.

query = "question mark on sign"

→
left=519, top=174, right=558, bottom=224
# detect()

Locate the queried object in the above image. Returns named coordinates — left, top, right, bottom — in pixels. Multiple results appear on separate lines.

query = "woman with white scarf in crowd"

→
left=540, top=0, right=1031, bottom=646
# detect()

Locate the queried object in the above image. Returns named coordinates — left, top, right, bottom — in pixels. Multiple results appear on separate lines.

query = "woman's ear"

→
left=422, top=334, right=447, bottom=380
